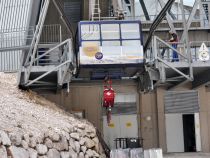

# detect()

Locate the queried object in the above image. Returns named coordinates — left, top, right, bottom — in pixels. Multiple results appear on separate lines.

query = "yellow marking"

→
left=108, top=123, right=115, bottom=128
left=126, top=122, right=132, bottom=127
left=127, top=56, right=143, bottom=59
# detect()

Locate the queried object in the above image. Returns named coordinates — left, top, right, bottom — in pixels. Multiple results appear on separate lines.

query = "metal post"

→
left=180, top=0, right=199, bottom=42
left=67, top=82, right=70, bottom=93
left=153, top=36, right=158, bottom=68
left=208, top=3, right=210, bottom=28
left=59, top=25, right=62, bottom=43
left=199, top=0, right=205, bottom=28
left=130, top=0, right=135, bottom=17
left=180, top=0, right=193, bottom=80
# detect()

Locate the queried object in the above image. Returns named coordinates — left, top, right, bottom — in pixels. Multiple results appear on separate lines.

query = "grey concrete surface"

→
left=164, top=153, right=210, bottom=158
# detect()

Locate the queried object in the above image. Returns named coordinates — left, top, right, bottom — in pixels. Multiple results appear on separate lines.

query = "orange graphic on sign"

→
left=83, top=43, right=99, bottom=57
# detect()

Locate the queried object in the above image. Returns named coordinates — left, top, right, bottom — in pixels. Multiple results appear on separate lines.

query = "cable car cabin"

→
left=77, top=20, right=144, bottom=80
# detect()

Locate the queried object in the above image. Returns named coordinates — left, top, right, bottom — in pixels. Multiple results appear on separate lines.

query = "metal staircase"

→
left=0, top=0, right=76, bottom=89
left=17, top=0, right=76, bottom=89
left=20, top=39, right=75, bottom=88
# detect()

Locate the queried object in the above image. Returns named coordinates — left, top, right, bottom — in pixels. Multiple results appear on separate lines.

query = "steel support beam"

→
left=25, top=0, right=50, bottom=84
left=139, top=0, right=150, bottom=20
left=144, top=0, right=175, bottom=51
left=158, top=0, right=175, bottom=32
left=180, top=0, right=194, bottom=81
left=157, top=57, right=191, bottom=81
left=180, top=0, right=200, bottom=42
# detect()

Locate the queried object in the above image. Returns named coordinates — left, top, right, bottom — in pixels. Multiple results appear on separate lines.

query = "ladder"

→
left=91, top=0, right=101, bottom=21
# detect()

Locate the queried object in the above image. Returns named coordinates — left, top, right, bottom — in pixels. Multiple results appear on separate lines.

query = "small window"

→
left=101, top=24, right=120, bottom=40
left=102, top=41, right=121, bottom=46
left=122, top=40, right=141, bottom=46
left=121, top=23, right=140, bottom=39
left=81, top=24, right=100, bottom=40
left=81, top=41, right=100, bottom=47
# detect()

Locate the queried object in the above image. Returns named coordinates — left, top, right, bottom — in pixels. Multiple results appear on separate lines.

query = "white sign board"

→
left=198, top=43, right=209, bottom=61
left=79, top=45, right=144, bottom=65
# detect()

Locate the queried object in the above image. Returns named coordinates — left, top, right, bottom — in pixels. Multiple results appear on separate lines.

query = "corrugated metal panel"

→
left=164, top=91, right=199, bottom=114
left=0, top=0, right=32, bottom=30
left=64, top=0, right=82, bottom=23
left=0, top=51, right=22, bottom=72
left=0, top=0, right=32, bottom=72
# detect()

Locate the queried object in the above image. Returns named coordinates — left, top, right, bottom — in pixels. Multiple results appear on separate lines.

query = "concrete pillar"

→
left=156, top=87, right=167, bottom=152
left=198, top=86, right=210, bottom=152
left=139, top=92, right=158, bottom=149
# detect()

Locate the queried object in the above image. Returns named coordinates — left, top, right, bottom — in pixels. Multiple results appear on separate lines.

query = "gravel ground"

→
left=0, top=72, right=93, bottom=138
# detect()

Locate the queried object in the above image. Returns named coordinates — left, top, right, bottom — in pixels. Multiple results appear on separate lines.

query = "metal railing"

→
left=155, top=41, right=187, bottom=62
left=147, top=37, right=210, bottom=63
left=40, top=24, right=62, bottom=44
left=0, top=27, right=34, bottom=50
left=26, top=38, right=75, bottom=86
left=26, top=39, right=72, bottom=66
left=149, top=36, right=193, bottom=81
left=0, top=24, right=63, bottom=51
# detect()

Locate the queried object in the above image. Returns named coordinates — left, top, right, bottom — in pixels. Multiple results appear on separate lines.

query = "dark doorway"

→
left=182, top=114, right=196, bottom=152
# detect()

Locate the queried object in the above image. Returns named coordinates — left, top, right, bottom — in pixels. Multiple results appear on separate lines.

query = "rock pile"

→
left=0, top=124, right=105, bottom=158
left=0, top=73, right=106, bottom=158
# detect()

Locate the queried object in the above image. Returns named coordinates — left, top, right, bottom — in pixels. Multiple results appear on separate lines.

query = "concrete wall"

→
left=41, top=81, right=139, bottom=132
left=38, top=81, right=210, bottom=153
left=39, top=81, right=161, bottom=149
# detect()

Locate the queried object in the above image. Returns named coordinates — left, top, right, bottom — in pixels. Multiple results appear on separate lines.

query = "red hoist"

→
left=103, top=78, right=115, bottom=125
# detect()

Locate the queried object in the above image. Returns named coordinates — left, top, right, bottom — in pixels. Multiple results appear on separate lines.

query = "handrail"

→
left=151, top=35, right=194, bottom=81
left=26, top=59, right=72, bottom=86
left=25, top=39, right=71, bottom=66
left=155, top=36, right=188, bottom=60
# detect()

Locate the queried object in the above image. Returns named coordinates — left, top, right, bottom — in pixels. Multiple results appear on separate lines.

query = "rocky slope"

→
left=0, top=73, right=106, bottom=158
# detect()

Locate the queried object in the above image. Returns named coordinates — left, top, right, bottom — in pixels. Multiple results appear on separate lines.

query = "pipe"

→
left=67, top=82, right=70, bottom=93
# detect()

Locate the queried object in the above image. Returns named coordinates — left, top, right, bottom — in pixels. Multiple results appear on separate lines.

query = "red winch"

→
left=103, top=78, right=115, bottom=125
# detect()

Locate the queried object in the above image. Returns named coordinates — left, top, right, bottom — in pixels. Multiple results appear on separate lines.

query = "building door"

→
left=183, top=114, right=196, bottom=152
left=164, top=91, right=201, bottom=153
left=103, top=114, right=138, bottom=149
left=166, top=113, right=201, bottom=152
left=102, top=93, right=138, bottom=149
left=166, top=114, right=185, bottom=152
